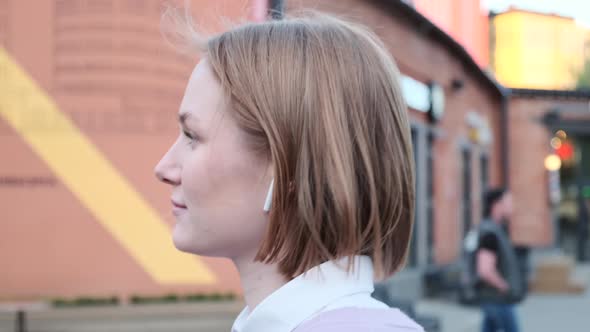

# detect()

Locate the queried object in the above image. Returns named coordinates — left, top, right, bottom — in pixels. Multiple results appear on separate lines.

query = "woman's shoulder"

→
left=293, top=307, right=424, bottom=332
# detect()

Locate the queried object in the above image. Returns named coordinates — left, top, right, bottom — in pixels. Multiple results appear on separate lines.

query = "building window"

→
left=462, top=148, right=473, bottom=237
left=407, top=126, right=435, bottom=266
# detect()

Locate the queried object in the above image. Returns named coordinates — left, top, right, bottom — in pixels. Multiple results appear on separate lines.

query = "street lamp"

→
left=544, top=154, right=562, bottom=171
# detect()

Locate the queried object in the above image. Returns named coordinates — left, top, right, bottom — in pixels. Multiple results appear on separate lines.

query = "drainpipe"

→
left=500, top=87, right=510, bottom=189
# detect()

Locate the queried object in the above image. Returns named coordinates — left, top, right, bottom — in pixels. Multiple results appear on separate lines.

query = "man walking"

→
left=477, top=188, right=522, bottom=332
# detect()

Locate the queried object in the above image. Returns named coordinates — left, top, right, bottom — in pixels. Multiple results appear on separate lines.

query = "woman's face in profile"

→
left=155, top=59, right=271, bottom=259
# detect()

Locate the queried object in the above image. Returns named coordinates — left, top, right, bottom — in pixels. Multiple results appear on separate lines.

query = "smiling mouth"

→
left=171, top=200, right=187, bottom=216
left=171, top=197, right=187, bottom=207
left=172, top=202, right=187, bottom=209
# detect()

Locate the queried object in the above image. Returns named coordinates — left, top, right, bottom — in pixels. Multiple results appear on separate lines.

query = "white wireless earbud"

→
left=263, top=179, right=274, bottom=212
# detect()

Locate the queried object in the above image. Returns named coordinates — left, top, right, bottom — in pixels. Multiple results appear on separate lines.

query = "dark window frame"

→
left=462, top=147, right=473, bottom=238
left=407, top=127, right=419, bottom=268
left=480, top=153, right=489, bottom=218
left=426, top=131, right=435, bottom=264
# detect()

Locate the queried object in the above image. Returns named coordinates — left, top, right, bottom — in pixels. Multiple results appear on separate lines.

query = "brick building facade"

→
left=508, top=89, right=590, bottom=260
left=0, top=0, right=254, bottom=300
left=1, top=0, right=569, bottom=302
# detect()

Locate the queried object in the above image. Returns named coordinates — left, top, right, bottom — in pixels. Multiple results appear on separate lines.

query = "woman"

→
left=154, top=9, right=422, bottom=332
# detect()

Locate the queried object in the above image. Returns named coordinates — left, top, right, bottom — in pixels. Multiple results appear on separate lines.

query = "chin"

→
left=172, top=236, right=194, bottom=254
left=170, top=217, right=264, bottom=259
left=170, top=221, right=195, bottom=251
left=172, top=227, right=201, bottom=254
left=171, top=226, right=221, bottom=257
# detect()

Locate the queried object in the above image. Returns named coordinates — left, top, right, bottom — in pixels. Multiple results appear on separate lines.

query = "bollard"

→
left=16, top=310, right=27, bottom=332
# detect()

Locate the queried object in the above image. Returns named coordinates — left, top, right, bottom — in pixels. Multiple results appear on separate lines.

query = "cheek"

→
left=181, top=152, right=211, bottom=206
left=182, top=131, right=268, bottom=204
left=181, top=147, right=246, bottom=206
left=210, top=152, right=268, bottom=215
left=177, top=145, right=270, bottom=255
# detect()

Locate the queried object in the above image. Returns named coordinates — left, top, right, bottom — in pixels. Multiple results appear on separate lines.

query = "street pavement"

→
left=1, top=265, right=588, bottom=332
left=416, top=264, right=590, bottom=332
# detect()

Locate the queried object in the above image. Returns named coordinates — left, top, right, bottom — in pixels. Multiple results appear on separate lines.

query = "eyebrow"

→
left=178, top=112, right=192, bottom=127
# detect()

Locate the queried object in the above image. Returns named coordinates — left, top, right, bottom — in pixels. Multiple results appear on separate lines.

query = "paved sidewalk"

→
left=1, top=266, right=587, bottom=332
left=416, top=264, right=590, bottom=332
left=0, top=301, right=242, bottom=332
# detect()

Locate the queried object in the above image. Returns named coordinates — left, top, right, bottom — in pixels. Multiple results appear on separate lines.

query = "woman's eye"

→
left=183, top=130, right=197, bottom=145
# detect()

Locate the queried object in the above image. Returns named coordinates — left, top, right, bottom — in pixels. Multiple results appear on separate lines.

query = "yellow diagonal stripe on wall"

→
left=0, top=48, right=215, bottom=285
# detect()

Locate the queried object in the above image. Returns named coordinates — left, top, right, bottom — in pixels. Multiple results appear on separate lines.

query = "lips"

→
left=171, top=199, right=187, bottom=216
left=171, top=199, right=187, bottom=209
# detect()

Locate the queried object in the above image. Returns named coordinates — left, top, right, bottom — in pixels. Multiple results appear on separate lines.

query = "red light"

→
left=556, top=141, right=574, bottom=160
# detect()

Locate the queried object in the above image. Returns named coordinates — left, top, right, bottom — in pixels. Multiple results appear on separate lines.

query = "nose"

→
left=154, top=149, right=181, bottom=186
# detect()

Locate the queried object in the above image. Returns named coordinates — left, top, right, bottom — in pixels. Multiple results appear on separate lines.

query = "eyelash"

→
left=183, top=130, right=197, bottom=145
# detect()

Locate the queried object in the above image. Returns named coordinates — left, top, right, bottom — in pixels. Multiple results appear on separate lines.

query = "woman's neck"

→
left=233, top=254, right=288, bottom=310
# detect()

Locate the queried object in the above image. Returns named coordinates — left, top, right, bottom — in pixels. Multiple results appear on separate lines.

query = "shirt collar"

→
left=232, top=255, right=375, bottom=332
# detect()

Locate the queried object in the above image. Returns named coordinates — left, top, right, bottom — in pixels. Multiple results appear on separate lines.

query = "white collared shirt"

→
left=231, top=255, right=388, bottom=332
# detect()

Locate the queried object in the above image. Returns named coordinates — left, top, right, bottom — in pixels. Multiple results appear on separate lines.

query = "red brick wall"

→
left=508, top=97, right=559, bottom=247
left=0, top=0, right=252, bottom=301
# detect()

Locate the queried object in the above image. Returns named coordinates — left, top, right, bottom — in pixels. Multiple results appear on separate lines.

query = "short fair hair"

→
left=163, top=9, right=415, bottom=280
